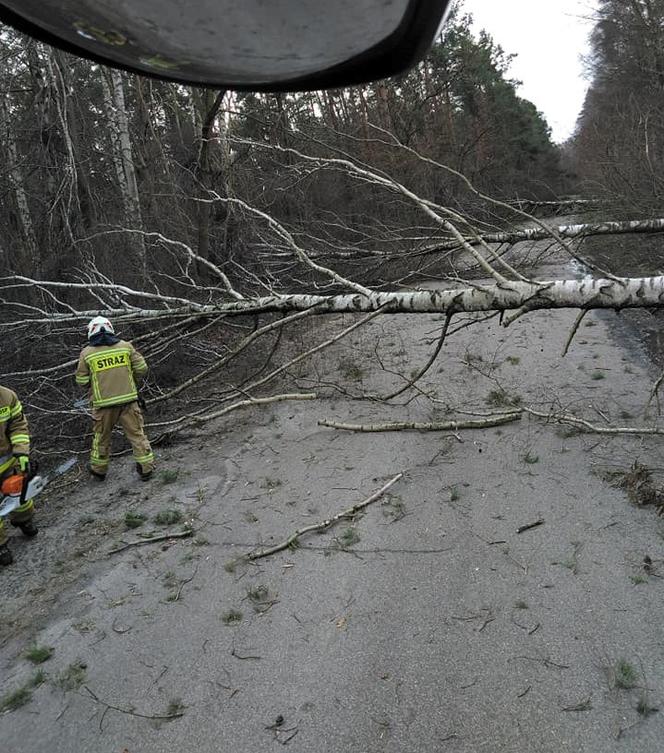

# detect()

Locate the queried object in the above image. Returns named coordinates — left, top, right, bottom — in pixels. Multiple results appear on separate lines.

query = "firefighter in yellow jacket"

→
left=0, top=386, right=37, bottom=566
left=75, top=317, right=155, bottom=481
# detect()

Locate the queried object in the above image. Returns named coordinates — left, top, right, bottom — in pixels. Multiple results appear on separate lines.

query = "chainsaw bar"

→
left=0, top=457, right=77, bottom=518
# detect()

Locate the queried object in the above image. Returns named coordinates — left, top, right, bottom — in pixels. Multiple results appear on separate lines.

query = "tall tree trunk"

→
left=374, top=84, right=392, bottom=130
left=101, top=69, right=146, bottom=276
left=272, top=93, right=291, bottom=148
left=195, top=88, right=227, bottom=262
left=50, top=51, right=97, bottom=232
left=0, top=98, right=39, bottom=272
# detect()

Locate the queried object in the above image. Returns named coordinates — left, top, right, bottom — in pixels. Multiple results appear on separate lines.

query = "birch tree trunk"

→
left=0, top=98, right=39, bottom=271
left=101, top=69, right=146, bottom=276
left=197, top=274, right=664, bottom=317
left=420, top=218, right=664, bottom=254
left=48, top=51, right=97, bottom=233
left=30, top=274, right=664, bottom=324
left=195, top=89, right=226, bottom=262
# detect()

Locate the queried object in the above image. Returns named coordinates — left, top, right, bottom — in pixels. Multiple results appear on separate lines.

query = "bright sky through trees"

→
left=463, top=0, right=597, bottom=142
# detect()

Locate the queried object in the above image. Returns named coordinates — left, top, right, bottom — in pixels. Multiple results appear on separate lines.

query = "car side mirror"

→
left=0, top=0, right=452, bottom=90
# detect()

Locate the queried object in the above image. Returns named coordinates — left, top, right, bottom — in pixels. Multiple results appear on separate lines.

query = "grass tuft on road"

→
left=24, top=645, right=54, bottom=664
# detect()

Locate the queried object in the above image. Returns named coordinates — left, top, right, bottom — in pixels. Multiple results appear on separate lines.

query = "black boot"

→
left=0, top=543, right=13, bottom=566
left=88, top=466, right=106, bottom=482
left=18, top=521, right=38, bottom=538
left=136, top=463, right=153, bottom=482
left=10, top=519, right=38, bottom=538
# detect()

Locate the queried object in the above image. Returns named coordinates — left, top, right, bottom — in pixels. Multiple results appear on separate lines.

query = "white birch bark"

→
left=0, top=99, right=39, bottom=265
left=420, top=218, right=664, bottom=254
left=14, top=274, right=664, bottom=325
left=101, top=69, right=146, bottom=273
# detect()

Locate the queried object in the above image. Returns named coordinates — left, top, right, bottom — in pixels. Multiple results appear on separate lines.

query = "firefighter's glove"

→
left=14, top=455, right=30, bottom=475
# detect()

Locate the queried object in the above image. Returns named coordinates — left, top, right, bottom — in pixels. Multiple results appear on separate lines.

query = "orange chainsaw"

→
left=0, top=458, right=75, bottom=518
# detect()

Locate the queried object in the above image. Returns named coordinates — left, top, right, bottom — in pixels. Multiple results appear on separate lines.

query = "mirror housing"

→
left=0, top=0, right=452, bottom=90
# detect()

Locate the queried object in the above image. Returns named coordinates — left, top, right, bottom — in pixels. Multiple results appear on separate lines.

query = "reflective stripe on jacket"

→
left=0, top=385, right=30, bottom=456
left=75, top=340, right=148, bottom=409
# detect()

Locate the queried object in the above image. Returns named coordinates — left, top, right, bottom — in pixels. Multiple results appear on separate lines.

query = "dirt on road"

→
left=2, top=249, right=664, bottom=752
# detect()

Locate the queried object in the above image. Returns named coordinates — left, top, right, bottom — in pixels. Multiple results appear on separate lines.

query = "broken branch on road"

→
left=242, top=473, right=404, bottom=562
left=318, top=413, right=521, bottom=433
left=108, top=529, right=193, bottom=555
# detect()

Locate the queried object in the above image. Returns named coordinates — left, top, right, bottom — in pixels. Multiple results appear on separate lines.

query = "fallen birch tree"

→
left=5, top=274, right=664, bottom=322
left=415, top=218, right=664, bottom=255
left=4, top=135, right=664, bottom=457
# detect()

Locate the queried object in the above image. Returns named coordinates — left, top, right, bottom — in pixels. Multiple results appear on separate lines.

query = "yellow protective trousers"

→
left=0, top=454, right=35, bottom=546
left=90, top=402, right=155, bottom=476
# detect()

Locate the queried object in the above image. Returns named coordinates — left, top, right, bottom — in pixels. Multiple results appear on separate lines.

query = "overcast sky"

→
left=461, top=0, right=598, bottom=143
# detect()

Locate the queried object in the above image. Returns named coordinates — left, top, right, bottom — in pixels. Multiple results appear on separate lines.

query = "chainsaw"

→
left=0, top=457, right=76, bottom=518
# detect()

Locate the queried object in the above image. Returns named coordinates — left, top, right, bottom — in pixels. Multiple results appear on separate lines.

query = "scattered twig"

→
left=614, top=720, right=643, bottom=740
left=644, top=368, right=664, bottom=417
left=511, top=617, right=540, bottom=634
left=277, top=727, right=299, bottom=746
left=173, top=563, right=200, bottom=601
left=593, top=405, right=611, bottom=424
left=265, top=715, right=285, bottom=731
left=245, top=473, right=403, bottom=561
left=561, top=310, right=588, bottom=357
left=265, top=714, right=299, bottom=745
left=525, top=406, right=664, bottom=436
left=82, top=686, right=184, bottom=732
left=517, top=519, right=545, bottom=534
left=562, top=695, right=593, bottom=712
left=478, top=615, right=496, bottom=632
left=108, top=529, right=193, bottom=555
left=473, top=531, right=506, bottom=545
left=230, top=648, right=262, bottom=661
left=376, top=313, right=453, bottom=401
left=503, top=547, right=528, bottom=573
left=512, top=655, right=569, bottom=670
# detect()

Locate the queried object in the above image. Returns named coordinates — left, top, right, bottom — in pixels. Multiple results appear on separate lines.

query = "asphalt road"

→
left=2, top=255, right=664, bottom=752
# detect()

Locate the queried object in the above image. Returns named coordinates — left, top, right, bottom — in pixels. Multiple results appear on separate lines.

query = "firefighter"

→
left=75, top=317, right=155, bottom=481
left=0, top=385, right=37, bottom=566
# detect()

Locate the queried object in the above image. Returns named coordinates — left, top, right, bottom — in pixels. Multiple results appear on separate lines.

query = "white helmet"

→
left=87, top=316, right=114, bottom=339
